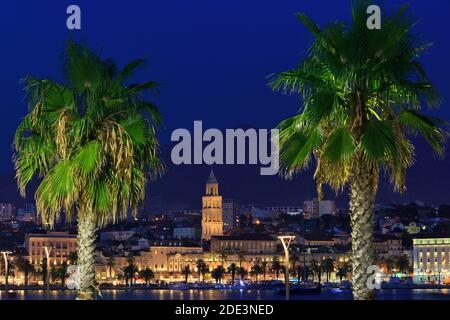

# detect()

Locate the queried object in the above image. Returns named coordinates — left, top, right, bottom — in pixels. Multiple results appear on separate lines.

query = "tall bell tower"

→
left=201, top=170, right=224, bottom=241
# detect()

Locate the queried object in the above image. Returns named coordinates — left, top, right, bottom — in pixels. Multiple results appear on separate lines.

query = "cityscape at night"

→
left=1, top=0, right=450, bottom=312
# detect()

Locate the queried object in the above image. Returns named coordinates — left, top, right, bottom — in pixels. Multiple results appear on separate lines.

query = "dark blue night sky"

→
left=1, top=1, right=450, bottom=208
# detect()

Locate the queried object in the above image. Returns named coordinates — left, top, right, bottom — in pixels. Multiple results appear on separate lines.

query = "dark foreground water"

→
left=1, top=288, right=450, bottom=300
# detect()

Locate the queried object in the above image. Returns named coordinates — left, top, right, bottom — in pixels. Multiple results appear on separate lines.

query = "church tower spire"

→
left=206, top=170, right=219, bottom=196
left=201, top=170, right=223, bottom=241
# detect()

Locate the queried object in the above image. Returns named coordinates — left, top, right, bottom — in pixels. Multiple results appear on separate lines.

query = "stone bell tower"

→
left=201, top=170, right=223, bottom=241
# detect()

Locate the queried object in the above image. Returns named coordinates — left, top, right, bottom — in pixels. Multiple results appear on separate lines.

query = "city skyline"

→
left=2, top=169, right=449, bottom=297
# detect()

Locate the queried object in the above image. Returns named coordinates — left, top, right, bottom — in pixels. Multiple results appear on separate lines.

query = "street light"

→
left=43, top=246, right=52, bottom=292
left=1, top=251, right=12, bottom=293
left=278, top=235, right=295, bottom=301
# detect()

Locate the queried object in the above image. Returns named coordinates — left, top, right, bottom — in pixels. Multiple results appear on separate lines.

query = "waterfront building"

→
left=210, top=233, right=277, bottom=255
left=413, top=234, right=450, bottom=284
left=96, top=239, right=204, bottom=281
left=25, top=231, right=78, bottom=267
left=201, top=171, right=224, bottom=241
left=374, top=234, right=403, bottom=257
left=295, top=234, right=335, bottom=247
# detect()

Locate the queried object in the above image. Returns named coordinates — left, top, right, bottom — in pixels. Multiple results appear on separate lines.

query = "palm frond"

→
left=360, top=121, right=397, bottom=164
left=399, top=110, right=447, bottom=156
left=295, top=13, right=321, bottom=36
left=323, top=127, right=355, bottom=162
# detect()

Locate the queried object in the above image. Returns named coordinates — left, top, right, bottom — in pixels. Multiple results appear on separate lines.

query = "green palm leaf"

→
left=323, top=127, right=355, bottom=162
left=360, top=121, right=397, bottom=164
left=279, top=125, right=323, bottom=172
left=399, top=110, right=447, bottom=156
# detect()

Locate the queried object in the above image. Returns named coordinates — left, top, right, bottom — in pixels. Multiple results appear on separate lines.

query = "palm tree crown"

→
left=14, top=41, right=164, bottom=227
left=270, top=0, right=446, bottom=300
left=272, top=1, right=446, bottom=194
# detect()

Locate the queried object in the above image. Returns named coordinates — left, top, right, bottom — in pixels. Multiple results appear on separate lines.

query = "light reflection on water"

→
left=1, top=289, right=450, bottom=300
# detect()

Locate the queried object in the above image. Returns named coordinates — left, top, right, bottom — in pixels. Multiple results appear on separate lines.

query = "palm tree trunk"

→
left=349, top=157, right=377, bottom=300
left=77, top=211, right=97, bottom=300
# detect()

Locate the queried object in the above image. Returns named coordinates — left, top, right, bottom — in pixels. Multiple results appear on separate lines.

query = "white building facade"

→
left=413, top=235, right=450, bottom=285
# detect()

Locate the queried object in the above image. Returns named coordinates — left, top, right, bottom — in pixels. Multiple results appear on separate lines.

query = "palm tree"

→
left=120, top=267, right=130, bottom=286
left=238, top=267, right=248, bottom=280
left=15, top=256, right=35, bottom=286
left=295, top=264, right=303, bottom=283
left=289, top=253, right=300, bottom=282
left=211, top=266, right=225, bottom=284
left=139, top=268, right=155, bottom=286
left=14, top=41, right=164, bottom=300
left=116, top=270, right=125, bottom=285
left=251, top=263, right=263, bottom=282
left=200, top=263, right=209, bottom=283
left=271, top=258, right=282, bottom=280
left=261, top=261, right=269, bottom=281
left=106, top=256, right=116, bottom=279
left=50, top=266, right=59, bottom=285
left=1, top=258, right=15, bottom=289
left=123, top=264, right=138, bottom=287
left=237, top=252, right=245, bottom=269
left=125, top=257, right=138, bottom=286
left=227, top=263, right=238, bottom=285
left=40, top=258, right=48, bottom=286
left=336, top=262, right=350, bottom=283
left=377, top=256, right=396, bottom=275
left=57, top=263, right=69, bottom=287
left=218, top=250, right=228, bottom=267
left=270, top=0, right=446, bottom=300
left=68, top=252, right=78, bottom=265
left=322, top=258, right=335, bottom=283
left=195, top=259, right=206, bottom=282
left=310, top=260, right=323, bottom=284
left=299, top=264, right=311, bottom=282
left=395, top=255, right=411, bottom=274
left=181, top=265, right=191, bottom=284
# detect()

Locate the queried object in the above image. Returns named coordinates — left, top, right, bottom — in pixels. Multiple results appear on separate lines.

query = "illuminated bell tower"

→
left=201, top=170, right=223, bottom=241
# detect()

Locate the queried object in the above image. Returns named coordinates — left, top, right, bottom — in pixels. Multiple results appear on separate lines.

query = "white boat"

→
left=275, top=283, right=322, bottom=296
left=381, top=277, right=414, bottom=289
left=168, top=283, right=192, bottom=290
left=191, top=283, right=215, bottom=290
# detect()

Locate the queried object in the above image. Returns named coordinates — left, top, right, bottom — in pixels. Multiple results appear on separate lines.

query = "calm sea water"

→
left=1, top=289, right=450, bottom=300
